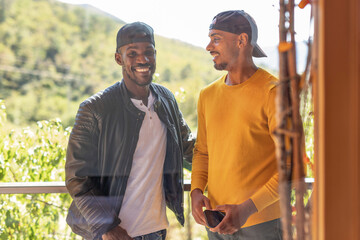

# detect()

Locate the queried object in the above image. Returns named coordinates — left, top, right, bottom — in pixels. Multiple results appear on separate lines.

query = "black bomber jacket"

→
left=65, top=80, right=195, bottom=239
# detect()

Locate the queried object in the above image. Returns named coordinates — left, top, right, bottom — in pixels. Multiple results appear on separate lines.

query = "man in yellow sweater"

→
left=191, top=10, right=282, bottom=239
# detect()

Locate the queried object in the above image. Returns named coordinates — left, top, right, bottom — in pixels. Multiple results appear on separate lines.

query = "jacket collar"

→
left=118, top=80, right=162, bottom=115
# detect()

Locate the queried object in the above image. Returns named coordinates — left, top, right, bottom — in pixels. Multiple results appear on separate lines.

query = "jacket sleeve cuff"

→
left=93, top=218, right=121, bottom=240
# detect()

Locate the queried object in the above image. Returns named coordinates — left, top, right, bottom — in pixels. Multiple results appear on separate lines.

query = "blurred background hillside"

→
left=0, top=0, right=281, bottom=130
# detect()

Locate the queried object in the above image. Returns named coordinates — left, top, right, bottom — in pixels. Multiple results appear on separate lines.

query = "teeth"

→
left=135, top=67, right=150, bottom=72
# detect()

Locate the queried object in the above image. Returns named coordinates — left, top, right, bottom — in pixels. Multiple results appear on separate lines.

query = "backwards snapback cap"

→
left=210, top=10, right=267, bottom=58
left=116, top=22, right=155, bottom=50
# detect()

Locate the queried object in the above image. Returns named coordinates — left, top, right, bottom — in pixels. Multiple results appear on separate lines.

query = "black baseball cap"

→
left=116, top=22, right=155, bottom=50
left=209, top=10, right=267, bottom=58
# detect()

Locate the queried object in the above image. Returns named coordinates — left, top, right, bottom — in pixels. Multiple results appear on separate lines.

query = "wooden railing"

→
left=0, top=178, right=314, bottom=194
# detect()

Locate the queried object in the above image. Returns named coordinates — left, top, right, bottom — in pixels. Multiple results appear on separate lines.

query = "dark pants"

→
left=206, top=219, right=282, bottom=240
left=133, top=229, right=167, bottom=240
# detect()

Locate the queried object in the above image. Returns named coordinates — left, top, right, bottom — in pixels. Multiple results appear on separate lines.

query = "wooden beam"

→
left=314, top=0, right=360, bottom=239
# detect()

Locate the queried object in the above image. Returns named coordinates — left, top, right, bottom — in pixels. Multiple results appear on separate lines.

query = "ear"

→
left=238, top=33, right=249, bottom=48
left=115, top=52, right=123, bottom=66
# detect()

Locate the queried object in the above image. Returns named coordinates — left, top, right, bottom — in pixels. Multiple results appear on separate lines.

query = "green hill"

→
left=0, top=0, right=222, bottom=129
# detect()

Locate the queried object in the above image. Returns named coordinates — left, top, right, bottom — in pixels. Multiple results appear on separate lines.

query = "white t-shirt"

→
left=118, top=91, right=169, bottom=237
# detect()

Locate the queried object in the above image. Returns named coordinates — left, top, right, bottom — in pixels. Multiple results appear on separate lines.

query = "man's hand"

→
left=191, top=188, right=211, bottom=226
left=102, top=226, right=133, bottom=240
left=210, top=199, right=258, bottom=235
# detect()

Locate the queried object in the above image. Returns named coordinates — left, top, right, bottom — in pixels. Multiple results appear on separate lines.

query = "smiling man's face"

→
left=206, top=29, right=240, bottom=71
left=115, top=42, right=156, bottom=87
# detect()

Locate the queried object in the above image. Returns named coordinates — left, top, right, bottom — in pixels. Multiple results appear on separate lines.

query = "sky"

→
left=58, top=0, right=312, bottom=49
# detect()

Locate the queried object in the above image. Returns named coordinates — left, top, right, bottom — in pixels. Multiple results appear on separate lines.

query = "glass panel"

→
left=0, top=192, right=208, bottom=239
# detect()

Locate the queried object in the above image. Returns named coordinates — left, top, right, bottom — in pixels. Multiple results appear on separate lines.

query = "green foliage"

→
left=300, top=86, right=314, bottom=178
left=0, top=99, right=6, bottom=128
left=1, top=119, right=70, bottom=182
left=0, top=103, right=80, bottom=239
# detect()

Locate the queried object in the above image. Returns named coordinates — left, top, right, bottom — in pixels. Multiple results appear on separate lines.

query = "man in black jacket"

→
left=65, top=22, right=194, bottom=240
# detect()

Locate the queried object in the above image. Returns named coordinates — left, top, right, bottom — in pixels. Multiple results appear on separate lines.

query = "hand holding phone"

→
left=203, top=210, right=226, bottom=228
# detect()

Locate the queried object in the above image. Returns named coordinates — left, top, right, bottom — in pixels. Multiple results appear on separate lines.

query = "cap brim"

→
left=252, top=43, right=267, bottom=58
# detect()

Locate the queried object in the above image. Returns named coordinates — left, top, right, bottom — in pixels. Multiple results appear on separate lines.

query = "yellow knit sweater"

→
left=191, top=68, right=280, bottom=227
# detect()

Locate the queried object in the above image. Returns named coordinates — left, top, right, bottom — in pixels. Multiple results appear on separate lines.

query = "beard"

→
left=214, top=62, right=228, bottom=71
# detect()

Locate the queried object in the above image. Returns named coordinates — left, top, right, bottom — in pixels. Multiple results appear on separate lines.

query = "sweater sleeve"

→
left=190, top=90, right=209, bottom=193
left=250, top=172, right=279, bottom=212
left=250, top=86, right=280, bottom=212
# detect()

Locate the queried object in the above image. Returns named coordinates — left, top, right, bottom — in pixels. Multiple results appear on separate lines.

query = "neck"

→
left=226, top=60, right=258, bottom=85
left=124, top=81, right=150, bottom=106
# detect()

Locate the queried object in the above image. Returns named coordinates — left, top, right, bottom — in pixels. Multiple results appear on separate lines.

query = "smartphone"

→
left=203, top=210, right=226, bottom=228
